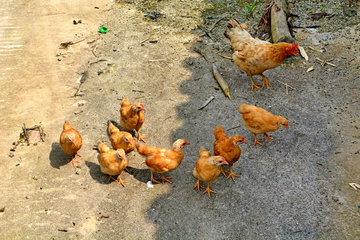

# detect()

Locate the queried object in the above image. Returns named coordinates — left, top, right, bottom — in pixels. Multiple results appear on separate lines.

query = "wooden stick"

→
left=74, top=71, right=88, bottom=97
left=198, top=96, right=215, bottom=110
left=276, top=80, right=296, bottom=90
left=217, top=54, right=233, bottom=60
left=23, top=123, right=29, bottom=145
left=194, top=47, right=209, bottom=63
left=227, top=125, right=242, bottom=131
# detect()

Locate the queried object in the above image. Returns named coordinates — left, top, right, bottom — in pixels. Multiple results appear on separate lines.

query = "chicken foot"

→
left=220, top=165, right=228, bottom=177
left=193, top=180, right=203, bottom=192
left=253, top=134, right=264, bottom=146
left=226, top=166, right=240, bottom=181
left=263, top=133, right=272, bottom=142
left=249, top=76, right=262, bottom=91
left=150, top=172, right=172, bottom=184
left=67, top=153, right=81, bottom=166
left=203, top=183, right=216, bottom=197
left=108, top=175, right=127, bottom=187
left=260, top=74, right=271, bottom=89
left=137, top=130, right=148, bottom=143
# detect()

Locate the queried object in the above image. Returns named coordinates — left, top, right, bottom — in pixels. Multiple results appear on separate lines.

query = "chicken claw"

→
left=155, top=174, right=172, bottom=184
left=253, top=134, right=264, bottom=146
left=263, top=133, right=272, bottom=142
left=137, top=131, right=147, bottom=143
left=260, top=74, right=271, bottom=89
left=108, top=175, right=127, bottom=187
left=203, top=183, right=216, bottom=197
left=226, top=166, right=240, bottom=181
left=193, top=180, right=203, bottom=192
left=67, top=153, right=81, bottom=166
left=220, top=166, right=229, bottom=177
left=250, top=76, right=262, bottom=91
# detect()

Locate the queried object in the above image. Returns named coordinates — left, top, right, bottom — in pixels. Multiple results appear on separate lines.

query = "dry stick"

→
left=194, top=48, right=209, bottom=63
left=38, top=125, right=45, bottom=142
left=217, top=54, right=233, bottom=60
left=23, top=123, right=29, bottom=146
left=92, top=45, right=98, bottom=57
left=150, top=116, right=172, bottom=138
left=191, top=15, right=227, bottom=42
left=227, top=125, right=242, bottom=131
left=60, top=37, right=87, bottom=48
left=198, top=96, right=215, bottom=110
left=74, top=71, right=89, bottom=97
left=276, top=80, right=295, bottom=95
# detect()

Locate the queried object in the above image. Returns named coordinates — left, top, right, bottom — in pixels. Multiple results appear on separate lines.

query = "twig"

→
left=60, top=37, right=87, bottom=49
left=276, top=80, right=295, bottom=94
left=37, top=125, right=45, bottom=142
left=293, top=25, right=320, bottom=28
left=148, top=59, right=167, bottom=62
left=92, top=45, right=98, bottom=57
left=218, top=54, right=233, bottom=60
left=132, top=90, right=144, bottom=93
left=209, top=15, right=227, bottom=31
left=227, top=125, right=242, bottom=131
left=74, top=71, right=88, bottom=97
left=194, top=47, right=209, bottom=63
left=198, top=96, right=215, bottom=110
left=150, top=116, right=172, bottom=138
left=22, top=123, right=29, bottom=146
left=89, top=59, right=107, bottom=65
left=139, top=37, right=151, bottom=45
left=315, top=58, right=336, bottom=67
left=189, top=15, right=226, bottom=43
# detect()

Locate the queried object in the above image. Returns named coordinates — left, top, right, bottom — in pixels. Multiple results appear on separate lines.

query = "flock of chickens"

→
left=59, top=19, right=297, bottom=197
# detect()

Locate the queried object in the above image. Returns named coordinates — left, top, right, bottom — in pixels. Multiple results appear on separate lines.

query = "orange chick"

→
left=59, top=121, right=82, bottom=166
left=136, top=139, right=189, bottom=184
left=224, top=19, right=298, bottom=90
left=120, top=97, right=146, bottom=142
left=108, top=121, right=135, bottom=154
left=97, top=141, right=128, bottom=187
left=193, top=147, right=228, bottom=197
left=213, top=125, right=246, bottom=181
left=238, top=104, right=288, bottom=146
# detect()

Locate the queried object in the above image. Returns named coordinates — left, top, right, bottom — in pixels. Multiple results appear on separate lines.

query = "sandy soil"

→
left=1, top=0, right=360, bottom=239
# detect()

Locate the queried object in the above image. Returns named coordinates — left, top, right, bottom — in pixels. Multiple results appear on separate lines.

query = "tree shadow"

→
left=49, top=142, right=72, bottom=169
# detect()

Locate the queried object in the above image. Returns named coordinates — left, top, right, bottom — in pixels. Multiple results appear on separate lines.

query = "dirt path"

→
left=1, top=0, right=360, bottom=239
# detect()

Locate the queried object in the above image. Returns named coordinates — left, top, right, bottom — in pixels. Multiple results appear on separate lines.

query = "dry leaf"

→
left=349, top=183, right=360, bottom=190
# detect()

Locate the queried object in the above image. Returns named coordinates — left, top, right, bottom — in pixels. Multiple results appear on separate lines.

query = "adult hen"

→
left=193, top=147, right=228, bottom=197
left=108, top=121, right=135, bottom=154
left=238, top=104, right=288, bottom=146
left=59, top=121, right=82, bottom=166
left=213, top=125, right=246, bottom=181
left=97, top=141, right=128, bottom=187
left=120, top=97, right=146, bottom=142
left=224, top=18, right=298, bottom=90
left=136, top=139, right=189, bottom=184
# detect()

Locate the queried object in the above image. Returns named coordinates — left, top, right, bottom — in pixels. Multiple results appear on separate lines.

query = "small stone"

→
left=9, top=153, right=14, bottom=158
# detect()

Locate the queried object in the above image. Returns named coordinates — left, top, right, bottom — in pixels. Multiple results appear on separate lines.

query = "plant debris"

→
left=299, top=46, right=308, bottom=61
left=60, top=37, right=87, bottom=49
left=198, top=96, right=215, bottom=110
left=212, top=64, right=231, bottom=100
left=349, top=183, right=360, bottom=190
left=18, top=124, right=45, bottom=147
left=307, top=66, right=315, bottom=72
left=74, top=71, right=88, bottom=97
left=315, top=58, right=336, bottom=67
left=310, top=12, right=335, bottom=21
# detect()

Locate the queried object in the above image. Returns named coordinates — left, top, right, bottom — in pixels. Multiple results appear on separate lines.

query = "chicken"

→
left=238, top=104, right=288, bottom=146
left=120, top=97, right=146, bottom=142
left=224, top=18, right=298, bottom=90
left=108, top=121, right=135, bottom=154
left=59, top=121, right=82, bottom=166
left=213, top=125, right=246, bottom=181
left=136, top=139, right=189, bottom=184
left=97, top=141, right=128, bottom=187
left=193, top=147, right=228, bottom=197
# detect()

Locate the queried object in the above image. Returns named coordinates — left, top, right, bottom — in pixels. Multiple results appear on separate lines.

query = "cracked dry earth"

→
left=1, top=0, right=360, bottom=239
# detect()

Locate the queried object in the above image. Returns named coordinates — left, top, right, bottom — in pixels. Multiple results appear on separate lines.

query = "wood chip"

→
left=212, top=64, right=231, bottom=100
left=299, top=46, right=308, bottom=61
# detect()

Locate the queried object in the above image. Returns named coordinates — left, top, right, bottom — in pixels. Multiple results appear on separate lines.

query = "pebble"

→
left=9, top=153, right=14, bottom=158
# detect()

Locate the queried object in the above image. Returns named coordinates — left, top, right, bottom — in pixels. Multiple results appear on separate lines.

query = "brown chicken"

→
left=136, top=139, right=189, bottom=184
left=224, top=19, right=298, bottom=90
left=238, top=104, right=288, bottom=146
left=97, top=141, right=128, bottom=187
left=108, top=121, right=135, bottom=154
left=120, top=97, right=146, bottom=142
left=213, top=125, right=246, bottom=181
left=193, top=147, right=228, bottom=197
left=59, top=121, right=82, bottom=166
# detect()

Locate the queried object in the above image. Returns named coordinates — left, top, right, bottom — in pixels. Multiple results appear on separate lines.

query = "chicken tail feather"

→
left=108, top=121, right=120, bottom=135
left=213, top=125, right=228, bottom=141
left=97, top=140, right=110, bottom=153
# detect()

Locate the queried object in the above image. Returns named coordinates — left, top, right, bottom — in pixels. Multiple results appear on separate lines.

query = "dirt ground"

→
left=1, top=0, right=360, bottom=239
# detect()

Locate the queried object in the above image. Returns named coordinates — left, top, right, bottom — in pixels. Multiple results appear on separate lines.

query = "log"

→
left=271, top=0, right=294, bottom=43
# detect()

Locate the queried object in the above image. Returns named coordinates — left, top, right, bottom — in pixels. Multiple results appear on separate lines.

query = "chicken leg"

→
left=193, top=180, right=203, bottom=192
left=203, top=183, right=216, bottom=197
left=137, top=130, right=147, bottom=143
left=67, top=153, right=81, bottom=166
left=220, top=166, right=228, bottom=177
left=260, top=74, right=271, bottom=89
left=263, top=133, right=272, bottom=142
left=226, top=165, right=240, bottom=181
left=253, top=133, right=264, bottom=146
left=249, top=76, right=262, bottom=90
left=157, top=174, right=172, bottom=184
